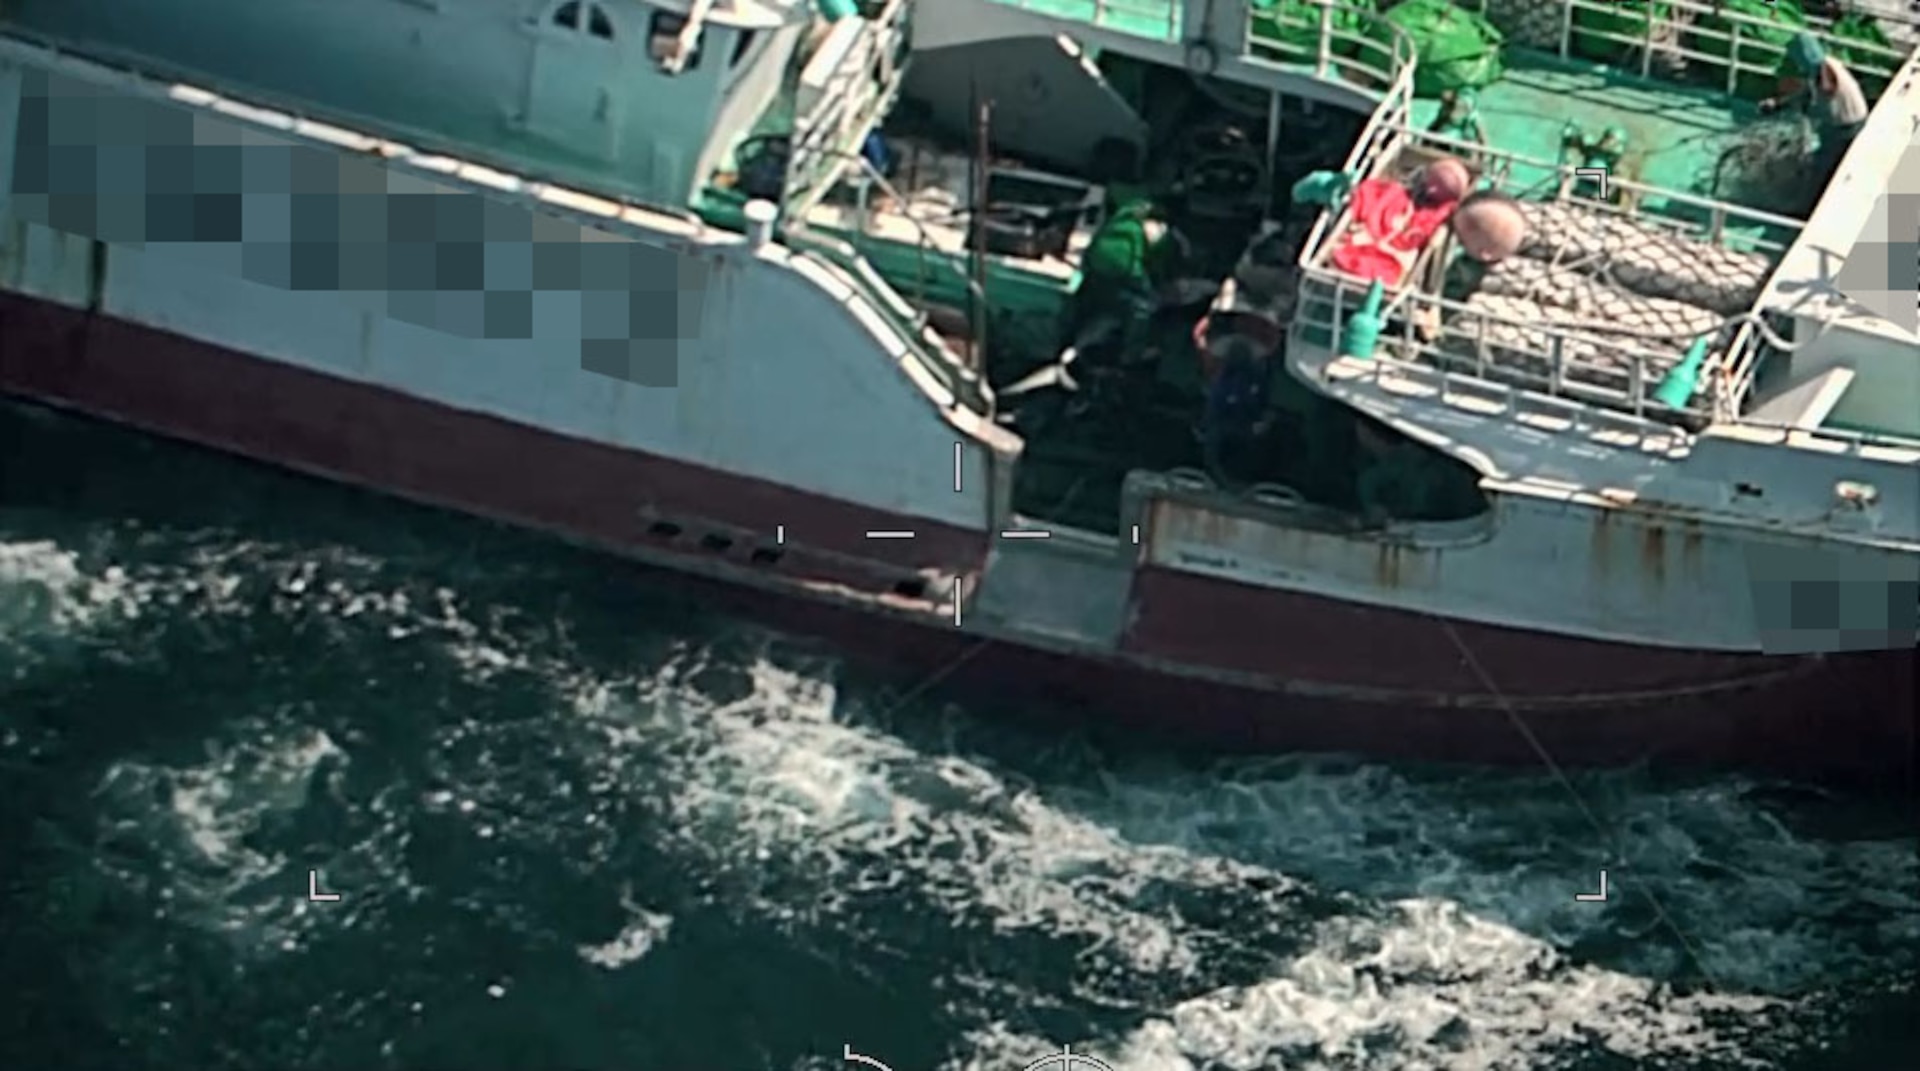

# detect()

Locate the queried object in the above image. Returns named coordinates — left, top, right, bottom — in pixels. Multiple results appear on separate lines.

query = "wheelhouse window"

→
left=549, top=1, right=615, bottom=40
left=731, top=29, right=757, bottom=68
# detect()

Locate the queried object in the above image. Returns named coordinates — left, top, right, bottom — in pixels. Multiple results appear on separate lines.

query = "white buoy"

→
left=1451, top=191, right=1527, bottom=264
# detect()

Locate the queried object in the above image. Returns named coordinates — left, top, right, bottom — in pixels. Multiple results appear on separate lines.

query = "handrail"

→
left=1710, top=417, right=1920, bottom=455
left=979, top=0, right=1183, bottom=40
left=1296, top=262, right=1717, bottom=422
left=1713, top=318, right=1762, bottom=421
left=786, top=0, right=911, bottom=217
left=1465, top=0, right=1908, bottom=93
left=1271, top=0, right=1920, bottom=441
left=811, top=149, right=993, bottom=313
left=1408, top=124, right=1802, bottom=245
left=1299, top=119, right=1804, bottom=276
left=1296, top=256, right=1920, bottom=454
left=781, top=226, right=993, bottom=414
left=1243, top=0, right=1417, bottom=92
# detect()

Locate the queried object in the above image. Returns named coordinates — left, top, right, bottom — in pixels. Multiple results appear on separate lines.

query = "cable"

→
left=869, top=633, right=996, bottom=721
left=1437, top=617, right=1724, bottom=990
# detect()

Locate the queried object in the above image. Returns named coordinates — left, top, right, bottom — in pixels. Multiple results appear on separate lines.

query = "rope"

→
left=1438, top=618, right=1725, bottom=991
left=869, top=633, right=995, bottom=721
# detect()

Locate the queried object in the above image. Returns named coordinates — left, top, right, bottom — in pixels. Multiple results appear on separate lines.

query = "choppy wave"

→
left=2, top=432, right=1915, bottom=1071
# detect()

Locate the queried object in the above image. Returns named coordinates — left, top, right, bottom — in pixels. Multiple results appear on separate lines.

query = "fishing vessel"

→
left=0, top=0, right=1913, bottom=787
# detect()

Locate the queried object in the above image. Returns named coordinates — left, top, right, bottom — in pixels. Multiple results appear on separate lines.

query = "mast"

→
left=968, top=97, right=992, bottom=373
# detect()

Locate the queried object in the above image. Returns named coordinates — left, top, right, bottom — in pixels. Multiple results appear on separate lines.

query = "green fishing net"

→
left=1366, top=0, right=1507, bottom=98
left=1249, top=0, right=1380, bottom=63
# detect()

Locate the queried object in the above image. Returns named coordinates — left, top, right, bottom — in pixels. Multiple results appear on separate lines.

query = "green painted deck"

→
left=979, top=0, right=1184, bottom=43
left=1412, top=51, right=1794, bottom=234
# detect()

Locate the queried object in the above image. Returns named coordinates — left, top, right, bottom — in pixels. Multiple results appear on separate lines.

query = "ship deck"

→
left=1409, top=51, right=1777, bottom=225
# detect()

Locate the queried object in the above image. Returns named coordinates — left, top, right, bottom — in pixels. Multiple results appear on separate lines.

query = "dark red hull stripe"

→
left=1, top=290, right=1912, bottom=788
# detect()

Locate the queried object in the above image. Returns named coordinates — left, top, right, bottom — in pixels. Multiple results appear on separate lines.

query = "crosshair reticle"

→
left=1021, top=1046, right=1114, bottom=1071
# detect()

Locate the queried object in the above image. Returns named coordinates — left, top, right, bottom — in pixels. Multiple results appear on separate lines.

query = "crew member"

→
left=1200, top=335, right=1273, bottom=483
left=1066, top=200, right=1178, bottom=355
left=1759, top=33, right=1870, bottom=197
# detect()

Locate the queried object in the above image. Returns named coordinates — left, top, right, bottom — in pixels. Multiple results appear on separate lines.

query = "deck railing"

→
left=782, top=227, right=992, bottom=413
left=786, top=0, right=911, bottom=217
left=1296, top=264, right=1706, bottom=427
left=977, top=0, right=1185, bottom=41
left=1301, top=279, right=1920, bottom=455
left=1399, top=123, right=1803, bottom=255
left=1242, top=0, right=1416, bottom=93
left=1292, top=22, right=1417, bottom=274
left=1294, top=118, right=1804, bottom=423
left=1466, top=0, right=1909, bottom=95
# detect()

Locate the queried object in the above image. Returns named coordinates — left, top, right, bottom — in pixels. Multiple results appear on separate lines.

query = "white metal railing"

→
left=1296, top=273, right=1879, bottom=436
left=1282, top=0, right=1916, bottom=430
left=1382, top=123, right=1802, bottom=253
left=786, top=0, right=911, bottom=216
left=1468, top=0, right=1908, bottom=94
left=1295, top=264, right=1715, bottom=425
left=782, top=227, right=992, bottom=411
left=1712, top=319, right=1763, bottom=420
left=1243, top=0, right=1416, bottom=92
left=980, top=0, right=1184, bottom=40
left=1293, top=37, right=1417, bottom=272
left=804, top=149, right=993, bottom=313
left=1292, top=112, right=1808, bottom=422
left=1258, top=1, right=1418, bottom=268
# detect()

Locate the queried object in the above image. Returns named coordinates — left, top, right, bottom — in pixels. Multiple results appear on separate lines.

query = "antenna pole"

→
left=969, top=96, right=992, bottom=372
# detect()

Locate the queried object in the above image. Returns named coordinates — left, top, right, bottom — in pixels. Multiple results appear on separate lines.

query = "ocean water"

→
left=1, top=402, right=1915, bottom=1071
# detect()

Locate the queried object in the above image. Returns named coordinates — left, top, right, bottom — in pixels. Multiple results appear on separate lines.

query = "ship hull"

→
left=1, top=289, right=1912, bottom=793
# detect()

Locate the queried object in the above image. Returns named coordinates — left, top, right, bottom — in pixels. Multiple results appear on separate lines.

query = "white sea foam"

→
left=91, top=720, right=351, bottom=956
left=579, top=889, right=674, bottom=970
left=553, top=647, right=1913, bottom=1070
left=0, top=539, right=139, bottom=641
left=10, top=529, right=1912, bottom=1069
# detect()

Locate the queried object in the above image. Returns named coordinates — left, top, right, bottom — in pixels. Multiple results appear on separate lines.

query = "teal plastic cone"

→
left=1653, top=336, right=1710, bottom=410
left=1339, top=281, right=1386, bottom=360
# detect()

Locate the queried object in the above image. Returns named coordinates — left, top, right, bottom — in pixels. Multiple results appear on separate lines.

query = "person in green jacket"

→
left=1066, top=200, right=1179, bottom=358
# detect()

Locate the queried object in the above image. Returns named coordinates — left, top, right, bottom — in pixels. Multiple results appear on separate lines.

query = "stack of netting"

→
left=1438, top=201, right=1774, bottom=396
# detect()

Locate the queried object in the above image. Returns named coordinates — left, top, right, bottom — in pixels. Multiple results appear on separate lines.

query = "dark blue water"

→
left=2, top=402, right=1915, bottom=1071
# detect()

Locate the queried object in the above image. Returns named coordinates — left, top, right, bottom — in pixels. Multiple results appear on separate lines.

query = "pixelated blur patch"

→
left=1745, top=544, right=1920, bottom=654
left=1831, top=136, right=1920, bottom=334
left=8, top=66, right=696, bottom=387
